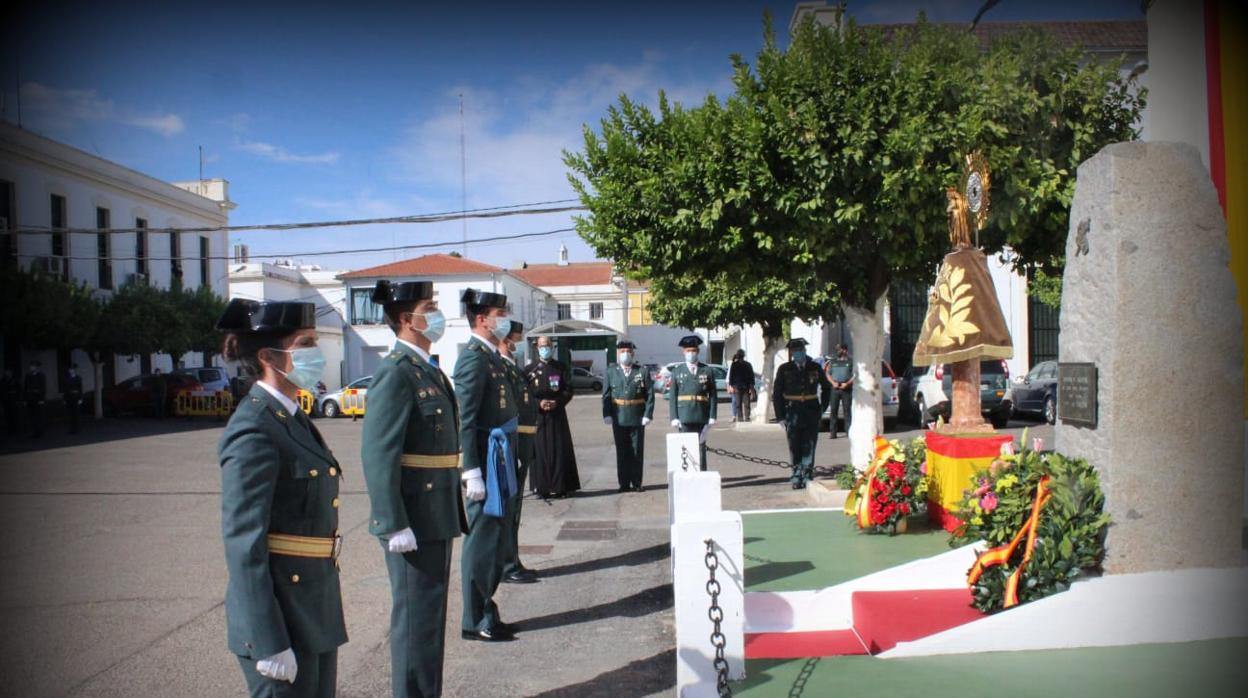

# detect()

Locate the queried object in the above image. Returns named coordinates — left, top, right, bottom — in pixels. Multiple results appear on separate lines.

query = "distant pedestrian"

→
left=603, top=339, right=655, bottom=492
left=667, top=335, right=717, bottom=469
left=1, top=368, right=19, bottom=436
left=63, top=363, right=83, bottom=434
left=727, top=349, right=755, bottom=422
left=24, top=361, right=46, bottom=438
left=825, top=344, right=853, bottom=439
left=152, top=368, right=168, bottom=419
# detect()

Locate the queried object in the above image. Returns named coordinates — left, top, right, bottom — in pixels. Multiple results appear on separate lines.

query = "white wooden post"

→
left=673, top=512, right=746, bottom=696
left=667, top=432, right=703, bottom=525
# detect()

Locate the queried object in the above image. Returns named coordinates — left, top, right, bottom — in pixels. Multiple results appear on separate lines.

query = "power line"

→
left=24, top=226, right=579, bottom=262
left=3, top=198, right=585, bottom=236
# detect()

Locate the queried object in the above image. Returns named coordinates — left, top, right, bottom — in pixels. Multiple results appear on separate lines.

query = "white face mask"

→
left=684, top=351, right=698, bottom=364
left=410, top=309, right=445, bottom=343
left=619, top=352, right=634, bottom=366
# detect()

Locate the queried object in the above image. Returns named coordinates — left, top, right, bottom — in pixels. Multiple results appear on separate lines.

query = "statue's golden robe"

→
left=912, top=247, right=1014, bottom=366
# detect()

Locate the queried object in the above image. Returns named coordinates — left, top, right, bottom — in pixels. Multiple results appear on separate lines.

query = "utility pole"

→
left=459, top=93, right=468, bottom=257
left=199, top=145, right=204, bottom=181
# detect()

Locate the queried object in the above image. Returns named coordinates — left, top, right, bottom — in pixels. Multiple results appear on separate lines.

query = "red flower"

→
left=901, top=485, right=912, bottom=495
left=901, top=503, right=911, bottom=514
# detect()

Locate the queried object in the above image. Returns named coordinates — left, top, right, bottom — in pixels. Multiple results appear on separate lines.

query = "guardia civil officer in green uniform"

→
left=602, top=339, right=655, bottom=492
left=499, top=320, right=538, bottom=584
left=217, top=299, right=347, bottom=697
left=825, top=343, right=854, bottom=439
left=361, top=280, right=467, bottom=697
left=773, top=338, right=832, bottom=489
left=453, top=288, right=520, bottom=641
left=666, top=335, right=717, bottom=470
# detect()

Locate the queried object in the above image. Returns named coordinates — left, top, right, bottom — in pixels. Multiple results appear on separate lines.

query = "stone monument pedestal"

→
left=1055, top=141, right=1245, bottom=574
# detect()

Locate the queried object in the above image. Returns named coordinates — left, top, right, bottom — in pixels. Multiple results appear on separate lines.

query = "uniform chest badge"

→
left=549, top=374, right=561, bottom=390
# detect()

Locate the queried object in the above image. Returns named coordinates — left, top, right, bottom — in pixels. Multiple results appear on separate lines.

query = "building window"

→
left=97, top=207, right=112, bottom=290
left=590, top=302, right=603, bottom=320
left=198, top=235, right=209, bottom=289
left=50, top=194, right=67, bottom=278
left=628, top=292, right=653, bottom=326
left=557, top=303, right=572, bottom=320
left=0, top=180, right=14, bottom=267
left=135, top=218, right=148, bottom=277
left=350, top=288, right=384, bottom=325
left=170, top=231, right=182, bottom=286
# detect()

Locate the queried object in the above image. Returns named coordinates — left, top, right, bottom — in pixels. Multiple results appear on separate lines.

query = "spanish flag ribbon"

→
left=966, top=476, right=1051, bottom=608
left=845, top=436, right=896, bottom=529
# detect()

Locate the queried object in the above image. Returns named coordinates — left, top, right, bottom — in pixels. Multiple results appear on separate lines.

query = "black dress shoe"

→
left=618, top=486, right=630, bottom=493
left=462, top=628, right=514, bottom=642
left=502, top=568, right=538, bottom=584
left=633, top=485, right=644, bottom=493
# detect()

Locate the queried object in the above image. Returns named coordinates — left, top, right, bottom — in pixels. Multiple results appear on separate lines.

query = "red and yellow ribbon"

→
left=845, top=436, right=895, bottom=529
left=966, top=476, right=1051, bottom=608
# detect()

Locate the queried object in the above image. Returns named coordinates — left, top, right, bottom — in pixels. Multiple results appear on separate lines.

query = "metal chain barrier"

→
left=706, top=445, right=792, bottom=470
left=680, top=445, right=693, bottom=472
left=703, top=539, right=732, bottom=697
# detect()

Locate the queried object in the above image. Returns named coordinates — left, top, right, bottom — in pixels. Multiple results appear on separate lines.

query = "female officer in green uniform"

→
left=217, top=299, right=347, bottom=697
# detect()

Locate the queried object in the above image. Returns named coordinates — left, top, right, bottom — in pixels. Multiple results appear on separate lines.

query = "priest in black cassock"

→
left=525, top=335, right=580, bottom=499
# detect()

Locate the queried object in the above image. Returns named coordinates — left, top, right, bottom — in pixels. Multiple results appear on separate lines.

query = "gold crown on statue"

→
left=947, top=152, right=990, bottom=248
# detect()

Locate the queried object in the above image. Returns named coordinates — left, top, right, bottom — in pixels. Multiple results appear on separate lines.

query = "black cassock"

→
left=525, top=359, right=581, bottom=497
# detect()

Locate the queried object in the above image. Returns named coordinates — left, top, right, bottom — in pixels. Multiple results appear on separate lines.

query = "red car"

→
left=103, top=373, right=202, bottom=416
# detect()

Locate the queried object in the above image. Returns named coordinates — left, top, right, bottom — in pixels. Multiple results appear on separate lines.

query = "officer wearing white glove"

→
left=256, top=648, right=298, bottom=683
left=671, top=419, right=681, bottom=428
left=386, top=527, right=418, bottom=553
left=641, top=417, right=650, bottom=426
left=464, top=469, right=487, bottom=502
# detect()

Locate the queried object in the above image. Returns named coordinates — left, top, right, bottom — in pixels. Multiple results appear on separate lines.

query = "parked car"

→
left=897, top=364, right=920, bottom=424
left=319, top=376, right=372, bottom=418
left=174, top=366, right=230, bottom=394
left=570, top=366, right=604, bottom=392
left=911, top=359, right=1012, bottom=429
left=819, top=361, right=900, bottom=430
left=1011, top=360, right=1059, bottom=424
left=103, top=373, right=202, bottom=416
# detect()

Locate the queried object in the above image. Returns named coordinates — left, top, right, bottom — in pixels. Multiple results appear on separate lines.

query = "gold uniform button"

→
left=332, top=497, right=341, bottom=508
left=309, top=469, right=319, bottom=478
left=329, top=467, right=338, bottom=477
left=291, top=574, right=300, bottom=584
left=436, top=408, right=443, bottom=414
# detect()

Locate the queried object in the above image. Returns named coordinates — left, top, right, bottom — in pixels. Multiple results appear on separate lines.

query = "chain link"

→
left=680, top=445, right=693, bottom=472
left=706, top=445, right=792, bottom=470
left=703, top=538, right=732, bottom=697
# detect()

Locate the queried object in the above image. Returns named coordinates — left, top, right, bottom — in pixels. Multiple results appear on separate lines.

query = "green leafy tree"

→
left=174, top=284, right=228, bottom=366
left=568, top=15, right=1142, bottom=463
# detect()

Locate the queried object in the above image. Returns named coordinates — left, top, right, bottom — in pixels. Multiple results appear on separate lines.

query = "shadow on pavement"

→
left=515, top=584, right=672, bottom=633
left=0, top=417, right=223, bottom=456
left=746, top=560, right=816, bottom=586
left=525, top=648, right=676, bottom=698
left=723, top=476, right=791, bottom=490
left=537, top=543, right=669, bottom=579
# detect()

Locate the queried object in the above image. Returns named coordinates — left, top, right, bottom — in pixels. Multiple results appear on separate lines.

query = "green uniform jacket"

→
left=602, top=364, right=655, bottom=427
left=826, top=357, right=853, bottom=386
left=773, top=360, right=833, bottom=424
left=361, top=342, right=467, bottom=541
left=502, top=356, right=536, bottom=461
left=667, top=362, right=718, bottom=423
left=453, top=338, right=519, bottom=474
left=218, top=384, right=348, bottom=660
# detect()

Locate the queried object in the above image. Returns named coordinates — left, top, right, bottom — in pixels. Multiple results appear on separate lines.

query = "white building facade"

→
left=0, top=122, right=233, bottom=398
left=339, top=254, right=552, bottom=384
left=228, top=259, right=347, bottom=391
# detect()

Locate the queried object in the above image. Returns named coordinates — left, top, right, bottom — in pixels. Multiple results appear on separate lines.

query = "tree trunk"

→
left=92, top=357, right=104, bottom=420
left=751, top=333, right=786, bottom=424
left=844, top=293, right=887, bottom=468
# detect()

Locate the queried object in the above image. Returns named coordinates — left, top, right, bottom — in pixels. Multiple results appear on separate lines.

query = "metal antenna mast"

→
left=459, top=93, right=468, bottom=257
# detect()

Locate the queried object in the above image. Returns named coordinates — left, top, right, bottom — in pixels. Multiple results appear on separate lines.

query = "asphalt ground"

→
left=0, top=395, right=1052, bottom=697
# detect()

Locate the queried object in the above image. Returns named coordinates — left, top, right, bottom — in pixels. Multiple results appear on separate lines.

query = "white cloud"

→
left=19, top=82, right=185, bottom=136
left=237, top=139, right=340, bottom=164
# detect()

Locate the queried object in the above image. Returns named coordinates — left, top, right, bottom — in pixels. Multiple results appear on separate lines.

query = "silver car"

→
left=569, top=366, right=604, bottom=392
left=319, top=376, right=371, bottom=418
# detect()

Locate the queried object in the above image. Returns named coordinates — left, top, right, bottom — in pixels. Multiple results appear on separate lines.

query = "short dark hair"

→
left=465, top=304, right=489, bottom=328
left=383, top=300, right=418, bottom=332
left=222, top=330, right=290, bottom=377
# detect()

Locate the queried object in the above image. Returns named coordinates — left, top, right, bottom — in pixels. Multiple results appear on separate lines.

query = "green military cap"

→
left=786, top=338, right=809, bottom=350
left=616, top=339, right=636, bottom=349
left=216, top=299, right=315, bottom=333
left=509, top=320, right=524, bottom=335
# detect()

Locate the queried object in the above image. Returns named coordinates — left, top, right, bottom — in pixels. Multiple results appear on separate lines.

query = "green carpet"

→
left=743, top=510, right=952, bottom=592
left=736, top=638, right=1248, bottom=697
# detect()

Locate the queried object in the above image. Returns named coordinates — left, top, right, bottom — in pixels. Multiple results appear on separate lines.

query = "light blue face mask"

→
left=490, top=315, right=512, bottom=342
left=272, top=346, right=325, bottom=392
left=538, top=346, right=553, bottom=361
left=792, top=350, right=807, bottom=363
left=415, top=310, right=445, bottom=342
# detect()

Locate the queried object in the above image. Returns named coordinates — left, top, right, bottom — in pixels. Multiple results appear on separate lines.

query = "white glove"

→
left=699, top=424, right=710, bottom=443
left=386, top=527, right=417, bottom=553
left=671, top=419, right=681, bottom=428
left=641, top=417, right=651, bottom=426
left=464, top=471, right=486, bottom=502
left=256, top=648, right=297, bottom=683
left=603, top=417, right=613, bottom=426
left=707, top=418, right=716, bottom=426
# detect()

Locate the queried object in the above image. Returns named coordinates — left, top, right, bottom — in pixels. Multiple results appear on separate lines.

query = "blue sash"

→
left=484, top=417, right=519, bottom=518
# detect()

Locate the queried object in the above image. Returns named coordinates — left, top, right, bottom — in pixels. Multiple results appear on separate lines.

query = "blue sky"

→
left=1, top=0, right=1143, bottom=273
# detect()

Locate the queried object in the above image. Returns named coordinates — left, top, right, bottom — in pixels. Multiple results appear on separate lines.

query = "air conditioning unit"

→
left=35, top=256, right=65, bottom=276
left=128, top=272, right=149, bottom=286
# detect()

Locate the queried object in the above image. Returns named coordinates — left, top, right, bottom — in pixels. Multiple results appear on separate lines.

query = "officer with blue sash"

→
left=453, top=288, right=519, bottom=642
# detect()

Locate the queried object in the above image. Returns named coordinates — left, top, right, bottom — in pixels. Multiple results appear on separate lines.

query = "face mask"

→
left=684, top=351, right=698, bottom=364
left=414, top=310, right=446, bottom=343
left=792, top=350, right=807, bottom=363
left=270, top=346, right=326, bottom=392
left=490, top=315, right=511, bottom=342
left=538, top=346, right=553, bottom=361
left=619, top=352, right=634, bottom=366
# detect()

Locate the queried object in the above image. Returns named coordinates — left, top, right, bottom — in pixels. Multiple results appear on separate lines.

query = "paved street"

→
left=0, top=396, right=1051, bottom=697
